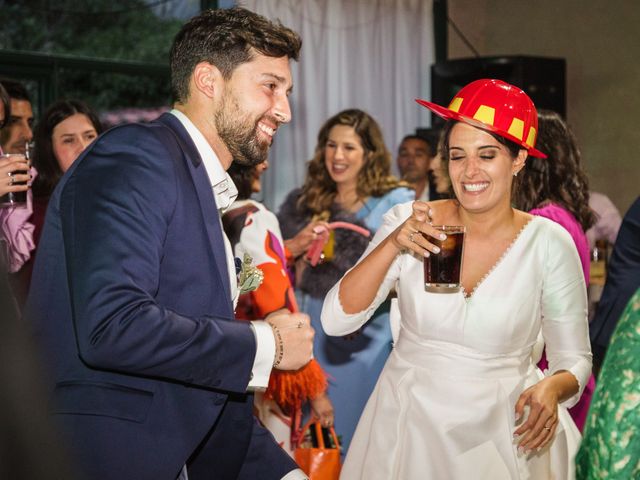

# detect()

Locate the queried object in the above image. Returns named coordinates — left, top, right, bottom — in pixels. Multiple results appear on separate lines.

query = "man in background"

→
left=0, top=79, right=33, bottom=155
left=396, top=130, right=439, bottom=201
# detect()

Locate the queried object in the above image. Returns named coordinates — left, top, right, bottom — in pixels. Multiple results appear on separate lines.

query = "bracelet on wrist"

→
left=272, top=325, right=284, bottom=368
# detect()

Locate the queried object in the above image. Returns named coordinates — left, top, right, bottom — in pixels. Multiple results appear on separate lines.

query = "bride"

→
left=321, top=79, right=591, bottom=479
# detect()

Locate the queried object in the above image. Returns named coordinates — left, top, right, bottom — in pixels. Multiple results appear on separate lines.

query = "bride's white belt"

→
left=394, top=328, right=535, bottom=380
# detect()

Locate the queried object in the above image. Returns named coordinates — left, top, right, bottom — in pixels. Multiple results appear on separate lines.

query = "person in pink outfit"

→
left=1, top=99, right=102, bottom=309
left=512, top=109, right=597, bottom=432
left=0, top=82, right=30, bottom=201
left=0, top=79, right=35, bottom=281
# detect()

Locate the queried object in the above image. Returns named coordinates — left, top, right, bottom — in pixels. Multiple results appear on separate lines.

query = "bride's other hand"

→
left=513, top=379, right=560, bottom=453
left=513, top=369, right=578, bottom=453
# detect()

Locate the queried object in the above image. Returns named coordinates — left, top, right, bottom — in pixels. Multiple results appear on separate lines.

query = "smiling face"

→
left=324, top=125, right=366, bottom=189
left=447, top=122, right=526, bottom=214
left=52, top=113, right=98, bottom=172
left=214, top=54, right=293, bottom=167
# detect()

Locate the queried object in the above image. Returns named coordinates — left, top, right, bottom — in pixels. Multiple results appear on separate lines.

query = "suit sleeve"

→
left=60, top=125, right=255, bottom=393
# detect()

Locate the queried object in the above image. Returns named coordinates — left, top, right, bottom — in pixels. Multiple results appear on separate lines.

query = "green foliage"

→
left=0, top=0, right=184, bottom=110
left=0, top=0, right=182, bottom=61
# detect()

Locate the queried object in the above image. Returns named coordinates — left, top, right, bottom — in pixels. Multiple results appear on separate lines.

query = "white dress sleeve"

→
left=540, top=221, right=593, bottom=408
left=321, top=201, right=412, bottom=336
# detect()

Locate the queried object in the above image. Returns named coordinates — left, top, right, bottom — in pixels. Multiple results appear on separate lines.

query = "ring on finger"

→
left=543, top=426, right=551, bottom=431
left=408, top=231, right=417, bottom=243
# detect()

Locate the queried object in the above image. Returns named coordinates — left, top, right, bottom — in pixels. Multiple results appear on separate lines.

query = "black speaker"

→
left=430, top=55, right=566, bottom=126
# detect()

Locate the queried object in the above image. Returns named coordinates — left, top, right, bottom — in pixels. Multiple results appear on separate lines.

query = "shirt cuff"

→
left=282, top=468, right=309, bottom=480
left=247, top=321, right=275, bottom=390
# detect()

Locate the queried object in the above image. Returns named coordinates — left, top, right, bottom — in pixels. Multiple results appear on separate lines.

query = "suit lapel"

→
left=156, top=113, right=233, bottom=309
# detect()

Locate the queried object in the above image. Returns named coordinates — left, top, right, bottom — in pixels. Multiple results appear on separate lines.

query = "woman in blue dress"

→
left=278, top=109, right=414, bottom=452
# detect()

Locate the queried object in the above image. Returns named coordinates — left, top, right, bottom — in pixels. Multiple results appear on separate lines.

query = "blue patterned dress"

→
left=279, top=187, right=414, bottom=454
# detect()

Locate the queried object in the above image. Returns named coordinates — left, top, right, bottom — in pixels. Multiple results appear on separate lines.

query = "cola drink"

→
left=423, top=225, right=465, bottom=293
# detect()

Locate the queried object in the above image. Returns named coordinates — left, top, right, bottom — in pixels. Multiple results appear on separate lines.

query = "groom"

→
left=26, top=7, right=313, bottom=480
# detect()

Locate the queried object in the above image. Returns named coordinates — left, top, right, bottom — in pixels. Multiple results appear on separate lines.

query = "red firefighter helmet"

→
left=416, top=79, right=547, bottom=158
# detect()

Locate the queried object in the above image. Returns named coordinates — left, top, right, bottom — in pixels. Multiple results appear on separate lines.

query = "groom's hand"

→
left=266, top=310, right=314, bottom=371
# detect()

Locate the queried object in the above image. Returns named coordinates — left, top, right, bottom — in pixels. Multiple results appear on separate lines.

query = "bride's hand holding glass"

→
left=389, top=200, right=446, bottom=258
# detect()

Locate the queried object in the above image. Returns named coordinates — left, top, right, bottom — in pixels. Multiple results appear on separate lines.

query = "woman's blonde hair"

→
left=298, top=109, right=406, bottom=216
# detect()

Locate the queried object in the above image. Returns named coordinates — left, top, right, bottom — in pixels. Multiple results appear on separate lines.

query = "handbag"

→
left=293, top=419, right=341, bottom=480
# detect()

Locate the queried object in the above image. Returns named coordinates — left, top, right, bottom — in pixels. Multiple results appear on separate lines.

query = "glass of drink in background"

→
left=423, top=225, right=466, bottom=293
left=0, top=141, right=32, bottom=207
left=588, top=238, right=608, bottom=321
left=589, top=239, right=608, bottom=286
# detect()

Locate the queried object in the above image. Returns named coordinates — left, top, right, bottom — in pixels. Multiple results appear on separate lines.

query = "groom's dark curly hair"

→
left=170, top=6, right=302, bottom=103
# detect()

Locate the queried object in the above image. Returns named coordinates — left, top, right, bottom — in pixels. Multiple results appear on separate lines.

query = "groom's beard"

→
left=215, top=91, right=273, bottom=167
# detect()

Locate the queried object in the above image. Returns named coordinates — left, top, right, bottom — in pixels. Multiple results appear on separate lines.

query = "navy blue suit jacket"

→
left=590, top=196, right=640, bottom=365
left=26, top=113, right=296, bottom=480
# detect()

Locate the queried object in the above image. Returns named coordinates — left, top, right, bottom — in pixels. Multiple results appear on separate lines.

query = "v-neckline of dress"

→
left=460, top=216, right=538, bottom=301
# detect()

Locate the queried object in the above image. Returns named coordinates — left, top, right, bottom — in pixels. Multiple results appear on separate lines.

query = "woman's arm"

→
left=0, top=189, right=35, bottom=273
left=340, top=200, right=444, bottom=314
left=514, top=221, right=592, bottom=452
left=540, top=222, right=592, bottom=403
left=322, top=200, right=446, bottom=335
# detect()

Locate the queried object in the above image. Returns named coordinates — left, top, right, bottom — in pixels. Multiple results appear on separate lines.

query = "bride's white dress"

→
left=322, top=203, right=592, bottom=480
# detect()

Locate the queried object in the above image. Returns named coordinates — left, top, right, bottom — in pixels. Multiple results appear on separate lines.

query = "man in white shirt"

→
left=26, top=7, right=313, bottom=480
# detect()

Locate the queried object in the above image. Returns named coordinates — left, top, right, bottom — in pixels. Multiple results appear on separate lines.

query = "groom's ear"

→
left=191, top=62, right=223, bottom=99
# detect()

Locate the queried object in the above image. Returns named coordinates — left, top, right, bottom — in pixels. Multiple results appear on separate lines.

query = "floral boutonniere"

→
left=237, top=252, right=264, bottom=294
